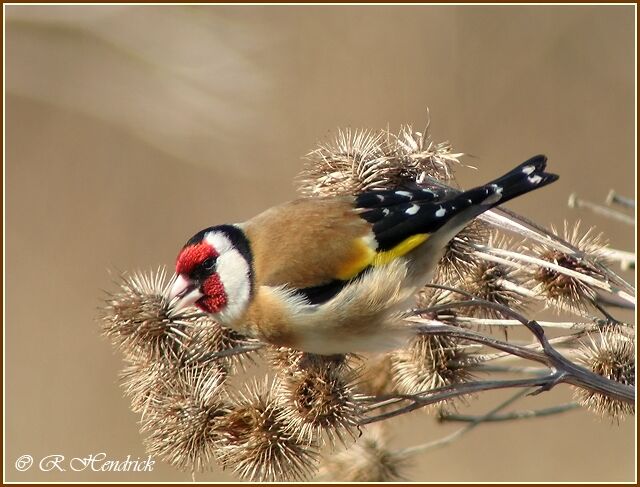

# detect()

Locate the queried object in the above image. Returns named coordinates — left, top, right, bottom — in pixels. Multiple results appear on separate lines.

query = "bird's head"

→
left=169, top=225, right=253, bottom=322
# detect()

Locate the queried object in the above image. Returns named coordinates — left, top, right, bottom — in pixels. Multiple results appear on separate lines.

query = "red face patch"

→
left=196, top=274, right=228, bottom=313
left=176, top=243, right=218, bottom=276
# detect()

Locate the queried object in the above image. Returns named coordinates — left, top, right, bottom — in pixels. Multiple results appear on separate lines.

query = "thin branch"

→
left=606, top=190, right=635, bottom=209
left=481, top=206, right=635, bottom=296
left=408, top=298, right=635, bottom=405
left=360, top=376, right=555, bottom=425
left=605, top=248, right=636, bottom=271
left=452, top=317, right=595, bottom=330
left=438, top=401, right=580, bottom=424
left=468, top=364, right=549, bottom=374
left=568, top=193, right=635, bottom=226
left=394, top=388, right=532, bottom=457
left=474, top=246, right=614, bottom=295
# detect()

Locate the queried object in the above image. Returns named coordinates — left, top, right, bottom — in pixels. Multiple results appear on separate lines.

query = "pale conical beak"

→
left=168, top=274, right=203, bottom=310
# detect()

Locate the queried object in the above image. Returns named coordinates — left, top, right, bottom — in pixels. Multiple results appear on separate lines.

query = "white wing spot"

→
left=467, top=199, right=472, bottom=203
left=435, top=207, right=446, bottom=217
left=528, top=175, right=543, bottom=184
left=376, top=194, right=385, bottom=201
left=382, top=208, right=390, bottom=216
left=405, top=204, right=420, bottom=215
left=362, top=232, right=379, bottom=250
left=395, top=191, right=413, bottom=198
left=522, top=165, right=535, bottom=175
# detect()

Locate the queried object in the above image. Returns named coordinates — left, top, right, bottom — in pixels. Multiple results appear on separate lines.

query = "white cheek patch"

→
left=205, top=232, right=252, bottom=324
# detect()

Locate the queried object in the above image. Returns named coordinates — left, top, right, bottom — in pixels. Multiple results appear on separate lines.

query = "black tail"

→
left=357, top=155, right=558, bottom=251
left=471, top=154, right=558, bottom=207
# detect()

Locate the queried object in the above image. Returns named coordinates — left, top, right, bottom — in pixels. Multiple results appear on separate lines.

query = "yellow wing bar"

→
left=372, top=233, right=429, bottom=266
left=335, top=233, right=429, bottom=280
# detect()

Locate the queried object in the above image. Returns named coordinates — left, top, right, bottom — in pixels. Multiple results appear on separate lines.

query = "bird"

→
left=169, top=155, right=558, bottom=355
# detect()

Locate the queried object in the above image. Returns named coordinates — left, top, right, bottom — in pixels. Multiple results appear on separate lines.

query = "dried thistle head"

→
left=391, top=333, right=476, bottom=408
left=435, top=220, right=491, bottom=284
left=438, top=230, right=530, bottom=319
left=297, top=124, right=464, bottom=197
left=459, top=234, right=530, bottom=319
left=415, top=285, right=461, bottom=326
left=574, top=331, right=635, bottom=422
left=101, top=268, right=199, bottom=362
left=119, top=359, right=173, bottom=414
left=522, top=222, right=610, bottom=314
left=272, top=352, right=361, bottom=446
left=140, top=363, right=228, bottom=472
left=214, top=378, right=319, bottom=482
left=187, top=317, right=256, bottom=373
left=320, top=425, right=409, bottom=482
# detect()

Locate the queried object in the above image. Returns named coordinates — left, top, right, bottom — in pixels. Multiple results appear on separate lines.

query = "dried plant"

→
left=319, top=425, right=410, bottom=482
left=297, top=123, right=465, bottom=197
left=214, top=378, right=319, bottom=481
left=101, top=121, right=635, bottom=481
left=101, top=268, right=200, bottom=363
left=521, top=221, right=613, bottom=315
left=391, top=333, right=477, bottom=409
left=140, top=363, right=228, bottom=472
left=271, top=350, right=361, bottom=446
left=573, top=330, right=635, bottom=422
left=436, top=220, right=492, bottom=283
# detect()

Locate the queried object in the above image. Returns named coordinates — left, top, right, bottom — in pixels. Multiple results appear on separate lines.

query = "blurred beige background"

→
left=5, top=5, right=635, bottom=482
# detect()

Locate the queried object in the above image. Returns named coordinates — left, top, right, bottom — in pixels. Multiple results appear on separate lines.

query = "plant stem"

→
left=438, top=401, right=580, bottom=423
left=394, top=388, right=532, bottom=457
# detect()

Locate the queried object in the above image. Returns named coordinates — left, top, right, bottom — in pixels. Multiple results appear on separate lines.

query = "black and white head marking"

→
left=203, top=225, right=254, bottom=323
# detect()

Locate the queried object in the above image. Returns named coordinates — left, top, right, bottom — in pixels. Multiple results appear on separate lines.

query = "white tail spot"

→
left=405, top=204, right=420, bottom=215
left=522, top=165, right=536, bottom=175
left=395, top=191, right=413, bottom=198
left=528, top=175, right=542, bottom=184
left=435, top=207, right=446, bottom=217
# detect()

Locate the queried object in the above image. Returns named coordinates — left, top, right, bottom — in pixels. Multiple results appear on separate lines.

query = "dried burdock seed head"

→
left=435, top=220, right=491, bottom=284
left=298, top=128, right=388, bottom=197
left=101, top=268, right=200, bottom=362
left=415, top=285, right=460, bottom=326
left=459, top=253, right=530, bottom=319
left=391, top=333, right=476, bottom=408
left=187, top=317, right=255, bottom=373
left=522, top=221, right=610, bottom=314
left=119, top=359, right=175, bottom=415
left=574, top=331, right=635, bottom=422
left=141, top=363, right=228, bottom=472
left=273, top=352, right=361, bottom=446
left=267, top=346, right=349, bottom=370
left=214, top=377, right=319, bottom=482
left=386, top=124, right=465, bottom=184
left=320, top=425, right=409, bottom=482
left=297, top=123, right=464, bottom=197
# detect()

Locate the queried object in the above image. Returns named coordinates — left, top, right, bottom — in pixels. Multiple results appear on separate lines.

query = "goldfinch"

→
left=169, top=155, right=558, bottom=354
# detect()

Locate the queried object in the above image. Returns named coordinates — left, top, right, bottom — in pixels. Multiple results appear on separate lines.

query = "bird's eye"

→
left=202, top=257, right=217, bottom=272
